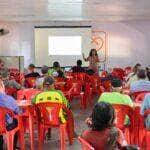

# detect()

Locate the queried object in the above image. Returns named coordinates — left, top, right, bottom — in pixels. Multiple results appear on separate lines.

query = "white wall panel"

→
left=0, top=21, right=150, bottom=68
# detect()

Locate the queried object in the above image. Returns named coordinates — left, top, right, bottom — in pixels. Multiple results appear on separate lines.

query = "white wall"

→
left=0, top=20, right=150, bottom=68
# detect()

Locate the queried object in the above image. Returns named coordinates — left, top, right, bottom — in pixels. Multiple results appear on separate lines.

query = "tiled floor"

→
left=25, top=95, right=98, bottom=150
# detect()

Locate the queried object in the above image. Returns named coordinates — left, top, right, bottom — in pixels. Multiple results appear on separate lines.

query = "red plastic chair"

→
left=124, top=67, right=132, bottom=76
left=78, top=137, right=95, bottom=150
left=112, top=68, right=125, bottom=80
left=0, top=106, right=25, bottom=150
left=5, top=87, right=18, bottom=97
left=25, top=77, right=37, bottom=88
left=17, top=89, right=42, bottom=100
left=112, top=104, right=133, bottom=144
left=65, top=82, right=86, bottom=109
left=9, top=68, right=24, bottom=85
left=85, top=75, right=101, bottom=94
left=132, top=91, right=150, bottom=100
left=131, top=105, right=147, bottom=148
left=35, top=102, right=74, bottom=150
left=101, top=70, right=108, bottom=77
left=102, top=80, right=111, bottom=92
left=112, top=104, right=132, bottom=130
left=135, top=92, right=150, bottom=103
left=17, top=89, right=42, bottom=130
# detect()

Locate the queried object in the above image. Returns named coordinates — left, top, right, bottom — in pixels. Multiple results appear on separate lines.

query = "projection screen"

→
left=34, top=26, right=92, bottom=67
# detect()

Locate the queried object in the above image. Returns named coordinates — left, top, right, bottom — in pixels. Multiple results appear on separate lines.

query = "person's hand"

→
left=85, top=117, right=92, bottom=127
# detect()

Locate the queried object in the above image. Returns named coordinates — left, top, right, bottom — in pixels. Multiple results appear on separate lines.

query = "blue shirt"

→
left=141, top=93, right=150, bottom=115
left=130, top=80, right=150, bottom=92
left=0, top=92, right=20, bottom=124
left=140, top=93, right=150, bottom=129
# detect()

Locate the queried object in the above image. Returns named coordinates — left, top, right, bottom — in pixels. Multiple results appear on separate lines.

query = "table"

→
left=17, top=100, right=35, bottom=150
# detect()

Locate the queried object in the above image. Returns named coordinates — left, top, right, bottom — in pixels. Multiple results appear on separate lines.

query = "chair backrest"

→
left=17, top=89, right=42, bottom=100
left=69, top=82, right=82, bottom=95
left=78, top=137, right=95, bottom=150
left=0, top=107, right=15, bottom=134
left=112, top=104, right=132, bottom=130
left=133, top=91, right=150, bottom=100
left=5, top=87, right=17, bottom=97
left=25, top=77, right=37, bottom=88
left=135, top=92, right=150, bottom=103
left=112, top=68, right=125, bottom=80
left=35, top=102, right=65, bottom=126
left=9, top=68, right=24, bottom=85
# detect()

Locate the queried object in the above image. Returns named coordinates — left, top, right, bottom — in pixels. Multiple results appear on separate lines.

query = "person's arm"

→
left=10, top=80, right=22, bottom=90
left=6, top=95, right=21, bottom=114
left=140, top=95, right=149, bottom=115
left=106, top=127, right=119, bottom=149
left=82, top=53, right=88, bottom=62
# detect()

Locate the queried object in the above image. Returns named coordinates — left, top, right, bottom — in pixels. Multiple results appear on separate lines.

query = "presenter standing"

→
left=82, top=49, right=100, bottom=75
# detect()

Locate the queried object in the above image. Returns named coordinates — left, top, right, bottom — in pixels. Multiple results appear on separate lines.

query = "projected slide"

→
left=49, top=36, right=82, bottom=55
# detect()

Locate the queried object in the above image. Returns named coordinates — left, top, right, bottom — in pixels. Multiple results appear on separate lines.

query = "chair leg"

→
left=38, top=126, right=44, bottom=150
left=60, top=124, right=66, bottom=150
left=80, top=94, right=86, bottom=109
left=18, top=130, right=25, bottom=150
left=6, top=132, right=14, bottom=150
left=146, top=131, right=150, bottom=149
left=66, top=121, right=74, bottom=145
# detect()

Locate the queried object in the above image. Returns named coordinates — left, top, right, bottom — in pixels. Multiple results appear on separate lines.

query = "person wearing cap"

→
left=98, top=78, right=133, bottom=107
left=32, top=76, right=72, bottom=139
left=35, top=65, right=49, bottom=89
left=48, top=61, right=65, bottom=78
left=1, top=68, right=22, bottom=91
left=130, top=69, right=150, bottom=92
left=33, top=76, right=70, bottom=122
left=0, top=59, right=9, bottom=79
left=71, top=60, right=85, bottom=73
left=25, top=64, right=40, bottom=78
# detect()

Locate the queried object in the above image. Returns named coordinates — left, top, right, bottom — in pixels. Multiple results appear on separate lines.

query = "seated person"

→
left=98, top=78, right=133, bottom=107
left=126, top=63, right=141, bottom=87
left=0, top=79, right=20, bottom=149
left=82, top=102, right=127, bottom=150
left=130, top=69, right=150, bottom=92
left=48, top=61, right=65, bottom=78
left=0, top=59, right=9, bottom=79
left=36, top=65, right=49, bottom=89
left=25, top=64, right=40, bottom=78
left=1, top=71, right=22, bottom=90
left=32, top=76, right=72, bottom=138
left=71, top=60, right=85, bottom=73
left=140, top=93, right=150, bottom=130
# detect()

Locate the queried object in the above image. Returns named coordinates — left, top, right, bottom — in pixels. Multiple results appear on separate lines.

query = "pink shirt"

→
left=87, top=56, right=99, bottom=74
left=82, top=128, right=126, bottom=150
